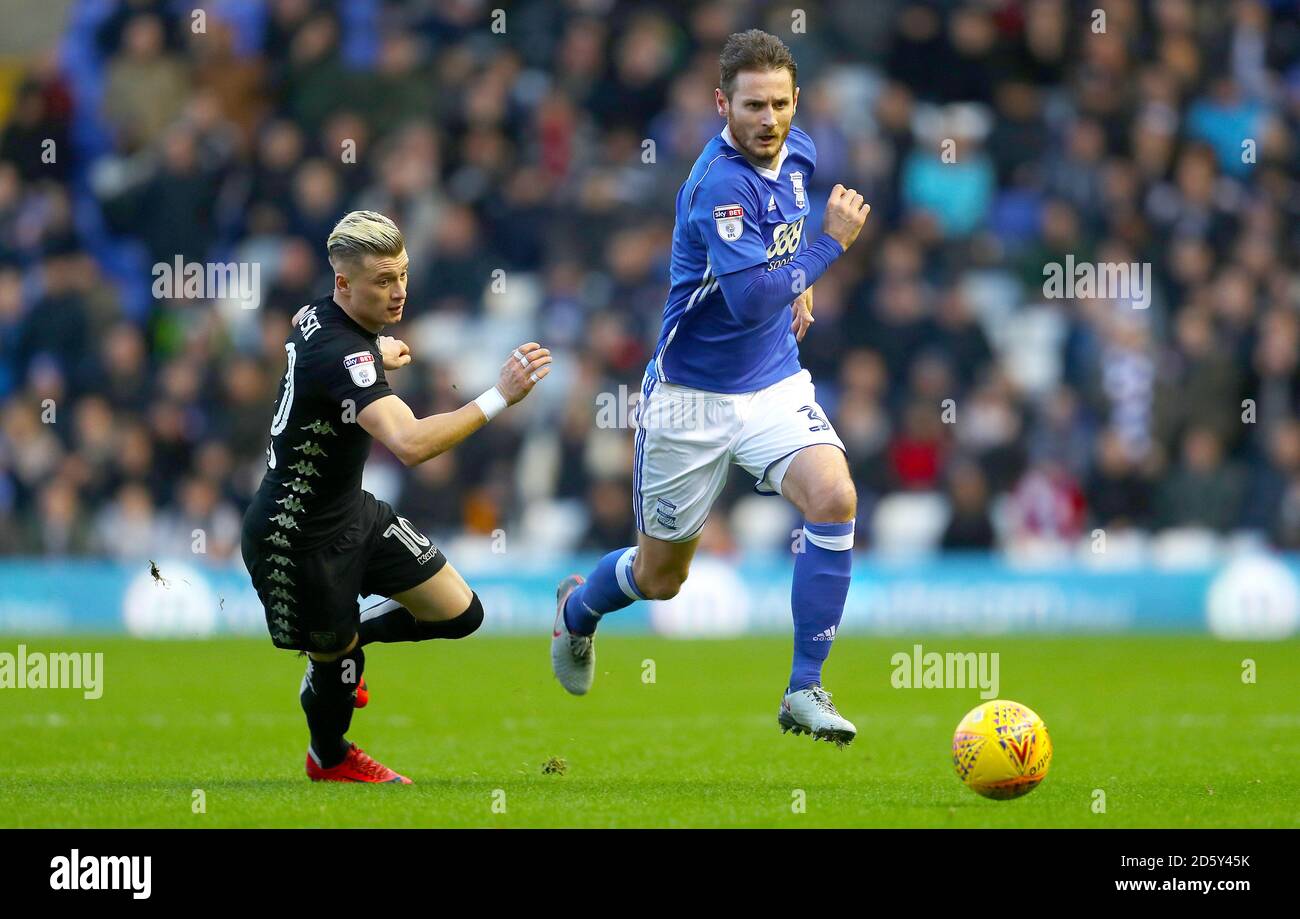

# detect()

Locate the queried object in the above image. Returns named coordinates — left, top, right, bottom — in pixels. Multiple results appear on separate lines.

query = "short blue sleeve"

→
left=687, top=171, right=767, bottom=276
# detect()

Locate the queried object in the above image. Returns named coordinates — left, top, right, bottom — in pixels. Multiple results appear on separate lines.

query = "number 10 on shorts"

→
left=384, top=517, right=431, bottom=556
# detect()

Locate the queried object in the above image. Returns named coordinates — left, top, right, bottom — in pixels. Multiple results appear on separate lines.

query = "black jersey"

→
left=244, top=295, right=395, bottom=553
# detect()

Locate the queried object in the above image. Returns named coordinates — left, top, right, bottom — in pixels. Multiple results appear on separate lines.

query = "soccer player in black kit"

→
left=242, top=210, right=552, bottom=783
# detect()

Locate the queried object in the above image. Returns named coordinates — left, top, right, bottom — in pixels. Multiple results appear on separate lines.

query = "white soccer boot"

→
left=778, top=686, right=857, bottom=746
left=551, top=574, right=595, bottom=695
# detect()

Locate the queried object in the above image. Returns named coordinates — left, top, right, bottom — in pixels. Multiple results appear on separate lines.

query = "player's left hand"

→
left=791, top=287, right=814, bottom=342
left=498, top=342, right=552, bottom=405
left=378, top=335, right=412, bottom=370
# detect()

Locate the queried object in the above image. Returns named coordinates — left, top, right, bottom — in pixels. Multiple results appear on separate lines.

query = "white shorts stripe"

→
left=360, top=599, right=404, bottom=622
left=633, top=374, right=657, bottom=532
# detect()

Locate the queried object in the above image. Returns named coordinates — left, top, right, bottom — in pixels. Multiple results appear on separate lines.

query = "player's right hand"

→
left=823, top=184, right=870, bottom=250
left=498, top=342, right=552, bottom=405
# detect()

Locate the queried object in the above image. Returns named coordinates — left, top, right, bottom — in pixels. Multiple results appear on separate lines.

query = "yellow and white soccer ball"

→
left=952, top=700, right=1052, bottom=799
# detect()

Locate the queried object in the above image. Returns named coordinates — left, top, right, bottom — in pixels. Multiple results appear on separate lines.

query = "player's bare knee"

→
left=809, top=479, right=857, bottom=523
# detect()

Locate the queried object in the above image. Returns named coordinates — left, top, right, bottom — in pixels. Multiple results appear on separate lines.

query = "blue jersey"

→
left=649, top=125, right=816, bottom=393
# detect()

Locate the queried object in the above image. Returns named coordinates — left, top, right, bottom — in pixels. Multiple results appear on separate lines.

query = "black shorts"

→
left=241, top=491, right=447, bottom=653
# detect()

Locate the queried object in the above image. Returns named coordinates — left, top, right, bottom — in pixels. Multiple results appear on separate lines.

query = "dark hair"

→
left=719, top=29, right=797, bottom=99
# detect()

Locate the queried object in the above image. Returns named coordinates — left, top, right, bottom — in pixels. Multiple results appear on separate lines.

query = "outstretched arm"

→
left=358, top=395, right=487, bottom=467
left=715, top=184, right=869, bottom=326
left=716, top=235, right=842, bottom=325
left=358, top=342, right=551, bottom=466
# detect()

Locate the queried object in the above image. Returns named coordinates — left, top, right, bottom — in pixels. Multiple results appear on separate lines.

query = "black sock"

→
left=358, top=600, right=423, bottom=645
left=300, top=646, right=364, bottom=768
left=358, top=596, right=485, bottom=645
left=415, top=593, right=484, bottom=639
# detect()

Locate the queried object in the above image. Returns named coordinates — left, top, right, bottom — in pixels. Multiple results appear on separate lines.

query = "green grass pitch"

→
left=2, top=635, right=1296, bottom=828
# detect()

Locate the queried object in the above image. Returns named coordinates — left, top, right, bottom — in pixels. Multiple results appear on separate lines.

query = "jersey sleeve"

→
left=687, top=170, right=768, bottom=276
left=317, top=336, right=394, bottom=414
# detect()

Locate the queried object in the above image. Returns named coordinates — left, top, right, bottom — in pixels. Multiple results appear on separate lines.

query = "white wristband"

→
left=473, top=385, right=508, bottom=421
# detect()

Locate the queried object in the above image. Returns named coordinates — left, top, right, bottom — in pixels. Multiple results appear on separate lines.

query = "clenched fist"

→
left=497, top=342, right=552, bottom=405
left=378, top=335, right=411, bottom=370
left=823, top=184, right=870, bottom=250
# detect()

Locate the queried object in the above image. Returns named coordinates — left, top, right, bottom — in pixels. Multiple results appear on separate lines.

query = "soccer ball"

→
left=952, top=700, right=1052, bottom=800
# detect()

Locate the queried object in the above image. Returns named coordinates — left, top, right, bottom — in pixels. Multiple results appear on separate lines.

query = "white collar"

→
left=721, top=125, right=788, bottom=180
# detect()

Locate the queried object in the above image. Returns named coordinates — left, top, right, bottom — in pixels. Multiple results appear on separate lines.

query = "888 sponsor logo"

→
left=766, top=216, right=805, bottom=263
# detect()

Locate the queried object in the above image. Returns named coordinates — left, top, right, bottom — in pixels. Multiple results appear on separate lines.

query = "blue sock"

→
left=564, top=546, right=645, bottom=635
left=789, top=521, right=854, bottom=692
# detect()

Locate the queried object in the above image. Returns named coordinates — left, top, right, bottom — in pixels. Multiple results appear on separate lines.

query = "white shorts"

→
left=633, top=368, right=846, bottom=542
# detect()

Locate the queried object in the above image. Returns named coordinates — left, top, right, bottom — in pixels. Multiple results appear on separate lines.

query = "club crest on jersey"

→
left=790, top=171, right=806, bottom=208
left=343, top=350, right=376, bottom=387
left=713, top=204, right=744, bottom=242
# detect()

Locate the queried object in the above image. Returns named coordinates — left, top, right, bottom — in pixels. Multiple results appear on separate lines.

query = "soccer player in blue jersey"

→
left=551, top=29, right=870, bottom=744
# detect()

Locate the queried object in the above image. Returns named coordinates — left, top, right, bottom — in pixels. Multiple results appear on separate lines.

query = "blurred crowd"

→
left=1, top=0, right=1299, bottom=564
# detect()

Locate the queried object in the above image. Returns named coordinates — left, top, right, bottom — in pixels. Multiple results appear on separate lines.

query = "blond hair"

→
left=326, top=210, right=405, bottom=274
